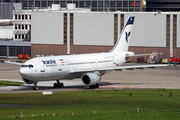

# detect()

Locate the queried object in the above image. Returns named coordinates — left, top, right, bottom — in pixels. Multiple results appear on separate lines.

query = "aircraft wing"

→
left=126, top=53, right=163, bottom=57
left=69, top=64, right=168, bottom=73
left=4, top=61, right=23, bottom=66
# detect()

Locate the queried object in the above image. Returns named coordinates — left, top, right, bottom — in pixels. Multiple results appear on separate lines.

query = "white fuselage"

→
left=19, top=51, right=126, bottom=81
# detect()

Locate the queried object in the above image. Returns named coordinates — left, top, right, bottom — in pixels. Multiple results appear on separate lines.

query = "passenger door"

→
left=57, top=60, right=62, bottom=71
left=38, top=61, right=45, bottom=72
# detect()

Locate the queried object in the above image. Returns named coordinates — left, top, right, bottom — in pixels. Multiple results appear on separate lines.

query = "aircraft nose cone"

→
left=19, top=68, right=31, bottom=78
left=19, top=68, right=24, bottom=76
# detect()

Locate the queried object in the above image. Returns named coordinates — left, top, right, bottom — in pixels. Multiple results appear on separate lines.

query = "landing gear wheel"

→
left=89, top=83, right=99, bottom=89
left=33, top=86, right=38, bottom=90
left=60, top=83, right=64, bottom=88
left=95, top=83, right=99, bottom=88
left=54, top=83, right=57, bottom=88
left=53, top=80, right=64, bottom=88
left=33, top=82, right=38, bottom=90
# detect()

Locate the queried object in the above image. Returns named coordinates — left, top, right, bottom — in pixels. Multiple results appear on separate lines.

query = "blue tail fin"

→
left=110, top=16, right=135, bottom=53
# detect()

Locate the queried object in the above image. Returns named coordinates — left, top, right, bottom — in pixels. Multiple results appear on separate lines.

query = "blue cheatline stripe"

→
left=110, top=16, right=135, bottom=53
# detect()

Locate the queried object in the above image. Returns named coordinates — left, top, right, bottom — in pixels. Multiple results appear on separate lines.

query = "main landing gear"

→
left=89, top=83, right=99, bottom=89
left=54, top=80, right=64, bottom=88
left=33, top=81, right=38, bottom=90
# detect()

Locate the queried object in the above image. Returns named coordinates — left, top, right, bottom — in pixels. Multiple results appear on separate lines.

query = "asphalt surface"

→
left=0, top=63, right=180, bottom=94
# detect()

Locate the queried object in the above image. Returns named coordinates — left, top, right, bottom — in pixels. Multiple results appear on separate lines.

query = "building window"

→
left=22, top=25, right=24, bottom=29
left=73, top=1, right=78, bottom=7
left=24, top=46, right=31, bottom=55
left=92, top=1, right=97, bottom=7
left=110, top=1, right=115, bottom=7
left=17, top=46, right=24, bottom=54
left=0, top=46, right=7, bottom=56
left=18, top=34, right=21, bottom=39
left=85, top=1, right=91, bottom=7
left=35, top=1, right=40, bottom=7
left=15, top=34, right=17, bottom=39
left=80, top=1, right=84, bottom=8
left=123, top=1, right=128, bottom=7
left=25, top=15, right=28, bottom=20
left=54, top=1, right=59, bottom=4
left=120, top=14, right=124, bottom=32
left=104, top=1, right=109, bottom=11
left=23, top=0, right=27, bottom=7
left=15, top=15, right=17, bottom=19
left=61, top=1, right=66, bottom=7
left=29, top=0, right=33, bottom=7
left=19, top=25, right=21, bottom=29
left=173, top=15, right=177, bottom=48
left=22, top=35, right=24, bottom=39
left=22, top=15, right=24, bottom=20
left=117, top=1, right=122, bottom=7
left=98, top=1, right=103, bottom=7
left=70, top=13, right=73, bottom=45
left=64, top=13, right=67, bottom=45
left=67, top=1, right=72, bottom=4
left=15, top=25, right=17, bottom=29
left=9, top=46, right=16, bottom=56
left=29, top=15, right=31, bottom=20
left=166, top=15, right=170, bottom=47
left=25, top=25, right=28, bottom=29
left=114, top=14, right=118, bottom=45
left=48, top=1, right=53, bottom=7
left=19, top=15, right=21, bottom=20
left=42, top=1, right=47, bottom=7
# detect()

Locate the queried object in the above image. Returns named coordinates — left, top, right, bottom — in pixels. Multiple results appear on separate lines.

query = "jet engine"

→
left=81, top=73, right=101, bottom=86
left=22, top=78, right=33, bottom=84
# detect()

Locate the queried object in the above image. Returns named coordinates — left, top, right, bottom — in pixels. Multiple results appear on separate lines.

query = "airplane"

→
left=5, top=16, right=168, bottom=90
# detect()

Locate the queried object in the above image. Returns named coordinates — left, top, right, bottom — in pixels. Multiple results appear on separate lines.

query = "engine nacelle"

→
left=81, top=73, right=101, bottom=86
left=22, top=78, right=33, bottom=84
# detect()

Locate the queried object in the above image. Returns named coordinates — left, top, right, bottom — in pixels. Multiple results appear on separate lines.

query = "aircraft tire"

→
left=33, top=86, right=38, bottom=90
left=54, top=83, right=57, bottom=88
left=60, top=83, right=64, bottom=88
left=95, top=83, right=99, bottom=88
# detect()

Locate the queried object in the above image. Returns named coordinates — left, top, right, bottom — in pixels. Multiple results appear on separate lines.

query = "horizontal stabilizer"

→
left=126, top=53, right=163, bottom=58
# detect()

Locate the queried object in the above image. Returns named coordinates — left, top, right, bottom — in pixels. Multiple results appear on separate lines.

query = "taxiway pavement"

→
left=0, top=63, right=180, bottom=94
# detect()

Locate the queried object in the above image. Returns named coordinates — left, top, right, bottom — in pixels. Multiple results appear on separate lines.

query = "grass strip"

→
left=0, top=89, right=180, bottom=119
left=0, top=81, right=24, bottom=87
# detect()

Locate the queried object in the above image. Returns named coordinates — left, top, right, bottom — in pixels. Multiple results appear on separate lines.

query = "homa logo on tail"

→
left=125, top=31, right=131, bottom=43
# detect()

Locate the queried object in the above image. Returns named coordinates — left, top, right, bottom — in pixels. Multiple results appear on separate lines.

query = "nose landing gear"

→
left=33, top=81, right=38, bottom=90
left=54, top=80, right=64, bottom=88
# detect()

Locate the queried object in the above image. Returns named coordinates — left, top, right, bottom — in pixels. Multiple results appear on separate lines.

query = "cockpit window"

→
left=21, top=65, right=33, bottom=68
left=29, top=65, right=33, bottom=68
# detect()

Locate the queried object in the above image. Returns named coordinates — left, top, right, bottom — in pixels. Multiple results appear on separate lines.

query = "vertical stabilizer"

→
left=110, top=17, right=135, bottom=53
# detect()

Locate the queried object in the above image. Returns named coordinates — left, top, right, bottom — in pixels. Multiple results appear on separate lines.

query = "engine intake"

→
left=81, top=73, right=101, bottom=86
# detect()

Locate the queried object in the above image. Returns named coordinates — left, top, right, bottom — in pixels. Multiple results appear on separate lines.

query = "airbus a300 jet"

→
left=5, top=16, right=168, bottom=90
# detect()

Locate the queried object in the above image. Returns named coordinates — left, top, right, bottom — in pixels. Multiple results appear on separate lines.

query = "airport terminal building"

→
left=31, top=10, right=180, bottom=59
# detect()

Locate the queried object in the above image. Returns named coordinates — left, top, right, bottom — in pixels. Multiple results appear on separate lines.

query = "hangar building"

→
left=31, top=11, right=180, bottom=59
